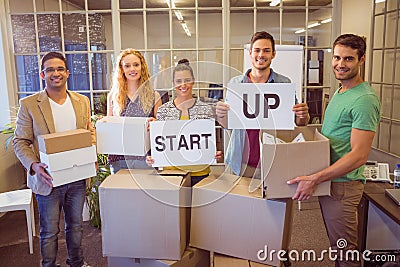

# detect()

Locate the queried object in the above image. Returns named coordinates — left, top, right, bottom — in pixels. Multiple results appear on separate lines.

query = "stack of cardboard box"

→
left=97, top=124, right=331, bottom=267
left=38, top=129, right=96, bottom=187
left=190, top=126, right=331, bottom=266
left=99, top=169, right=211, bottom=267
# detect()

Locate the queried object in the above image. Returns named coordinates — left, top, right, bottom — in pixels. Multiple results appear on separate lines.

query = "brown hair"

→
left=250, top=31, right=276, bottom=52
left=333, top=34, right=366, bottom=60
left=173, top=58, right=194, bottom=81
left=110, top=49, right=154, bottom=115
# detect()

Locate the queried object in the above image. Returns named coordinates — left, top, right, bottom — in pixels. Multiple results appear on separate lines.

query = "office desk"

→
left=358, top=182, right=400, bottom=251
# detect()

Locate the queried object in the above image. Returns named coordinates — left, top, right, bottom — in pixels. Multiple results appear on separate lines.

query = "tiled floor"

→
left=0, top=194, right=333, bottom=267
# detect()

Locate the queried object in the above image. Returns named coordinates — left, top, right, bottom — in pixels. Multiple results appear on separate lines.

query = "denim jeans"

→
left=110, top=159, right=152, bottom=174
left=36, top=179, right=86, bottom=267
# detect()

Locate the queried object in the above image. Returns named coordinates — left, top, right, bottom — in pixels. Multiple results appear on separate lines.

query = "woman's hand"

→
left=146, top=156, right=154, bottom=166
left=147, top=117, right=156, bottom=131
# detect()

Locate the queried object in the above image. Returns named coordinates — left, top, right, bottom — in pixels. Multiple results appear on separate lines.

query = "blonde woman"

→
left=107, top=49, right=162, bottom=173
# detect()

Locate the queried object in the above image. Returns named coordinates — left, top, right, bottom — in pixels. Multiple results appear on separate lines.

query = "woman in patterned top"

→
left=147, top=59, right=221, bottom=186
left=107, top=49, right=162, bottom=173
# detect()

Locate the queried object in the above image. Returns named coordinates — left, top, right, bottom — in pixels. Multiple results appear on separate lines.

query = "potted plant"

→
left=86, top=152, right=110, bottom=228
left=86, top=112, right=110, bottom=228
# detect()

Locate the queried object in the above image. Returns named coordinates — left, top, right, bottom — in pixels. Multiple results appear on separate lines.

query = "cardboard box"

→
left=190, top=174, right=292, bottom=266
left=213, top=253, right=249, bottom=267
left=96, top=116, right=149, bottom=156
left=99, top=169, right=191, bottom=260
left=261, top=126, right=331, bottom=199
left=107, top=247, right=209, bottom=267
left=213, top=253, right=273, bottom=267
left=38, top=129, right=92, bottom=154
left=39, top=145, right=97, bottom=187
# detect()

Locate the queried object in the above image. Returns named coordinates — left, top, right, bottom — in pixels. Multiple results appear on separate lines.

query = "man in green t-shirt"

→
left=288, top=34, right=381, bottom=267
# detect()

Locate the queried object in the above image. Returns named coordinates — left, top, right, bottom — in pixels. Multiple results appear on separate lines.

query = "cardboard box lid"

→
left=102, top=169, right=189, bottom=190
left=214, top=253, right=249, bottom=267
left=115, top=169, right=189, bottom=176
left=96, top=116, right=148, bottom=126
left=100, top=169, right=192, bottom=207
left=232, top=177, right=263, bottom=198
left=107, top=247, right=209, bottom=267
left=262, top=126, right=327, bottom=144
left=249, top=261, right=274, bottom=267
left=100, top=171, right=183, bottom=190
left=191, top=174, right=242, bottom=207
left=38, top=129, right=92, bottom=154
left=195, top=173, right=240, bottom=191
left=39, top=145, right=97, bottom=172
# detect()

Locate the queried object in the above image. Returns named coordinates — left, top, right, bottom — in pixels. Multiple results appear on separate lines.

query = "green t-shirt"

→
left=321, top=82, right=381, bottom=182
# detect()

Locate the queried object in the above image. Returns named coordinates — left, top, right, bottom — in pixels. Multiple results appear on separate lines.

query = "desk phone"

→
left=363, top=161, right=391, bottom=182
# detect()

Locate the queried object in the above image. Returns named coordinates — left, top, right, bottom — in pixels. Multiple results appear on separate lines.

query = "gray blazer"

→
left=13, top=90, right=96, bottom=195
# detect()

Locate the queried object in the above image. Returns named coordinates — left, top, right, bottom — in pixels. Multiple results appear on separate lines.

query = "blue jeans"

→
left=110, top=159, right=152, bottom=174
left=36, top=180, right=86, bottom=267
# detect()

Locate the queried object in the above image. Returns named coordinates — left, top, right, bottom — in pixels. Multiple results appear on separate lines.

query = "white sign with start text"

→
left=150, top=119, right=217, bottom=167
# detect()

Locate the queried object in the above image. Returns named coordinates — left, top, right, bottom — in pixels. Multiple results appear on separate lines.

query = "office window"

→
left=229, top=0, right=333, bottom=123
left=8, top=0, right=112, bottom=112
left=369, top=0, right=400, bottom=156
left=5, top=0, right=336, bottom=163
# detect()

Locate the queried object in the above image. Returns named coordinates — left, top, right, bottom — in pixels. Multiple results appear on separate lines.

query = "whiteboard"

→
left=243, top=44, right=304, bottom=102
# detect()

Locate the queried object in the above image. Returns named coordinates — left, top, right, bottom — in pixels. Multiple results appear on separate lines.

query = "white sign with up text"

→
left=150, top=119, right=217, bottom=167
left=226, top=83, right=296, bottom=129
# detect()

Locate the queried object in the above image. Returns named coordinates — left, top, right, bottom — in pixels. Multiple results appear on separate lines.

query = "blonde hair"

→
left=110, top=49, right=154, bottom=115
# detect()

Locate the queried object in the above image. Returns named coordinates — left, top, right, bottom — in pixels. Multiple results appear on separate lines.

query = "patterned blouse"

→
left=156, top=98, right=214, bottom=120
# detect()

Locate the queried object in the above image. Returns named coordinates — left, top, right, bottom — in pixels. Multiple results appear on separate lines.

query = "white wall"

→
left=0, top=20, right=10, bottom=129
left=341, top=0, right=373, bottom=81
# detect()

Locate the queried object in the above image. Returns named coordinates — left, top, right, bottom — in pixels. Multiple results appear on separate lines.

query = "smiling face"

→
left=332, top=44, right=365, bottom=83
left=40, top=58, right=69, bottom=91
left=173, top=70, right=194, bottom=99
left=121, top=54, right=142, bottom=83
left=250, top=38, right=276, bottom=71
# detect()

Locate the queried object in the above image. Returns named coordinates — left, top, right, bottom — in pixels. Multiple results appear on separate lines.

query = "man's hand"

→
left=31, top=162, right=53, bottom=187
left=287, top=175, right=317, bottom=201
left=215, top=150, right=223, bottom=161
left=293, top=103, right=309, bottom=126
left=216, top=101, right=229, bottom=128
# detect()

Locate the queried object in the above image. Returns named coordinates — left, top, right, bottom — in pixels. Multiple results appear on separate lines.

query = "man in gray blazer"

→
left=13, top=52, right=95, bottom=267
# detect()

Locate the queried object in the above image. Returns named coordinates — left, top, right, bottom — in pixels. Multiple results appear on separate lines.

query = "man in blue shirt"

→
left=216, top=31, right=309, bottom=178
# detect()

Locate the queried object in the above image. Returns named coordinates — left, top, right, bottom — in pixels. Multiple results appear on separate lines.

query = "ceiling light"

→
left=165, top=0, right=175, bottom=8
left=180, top=21, right=191, bottom=37
left=269, top=0, right=280, bottom=7
left=375, top=0, right=385, bottom=3
left=307, top=22, right=320, bottom=29
left=174, top=10, right=183, bottom=21
left=321, top=18, right=332, bottom=24
left=295, top=29, right=306, bottom=34
left=166, top=0, right=189, bottom=36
